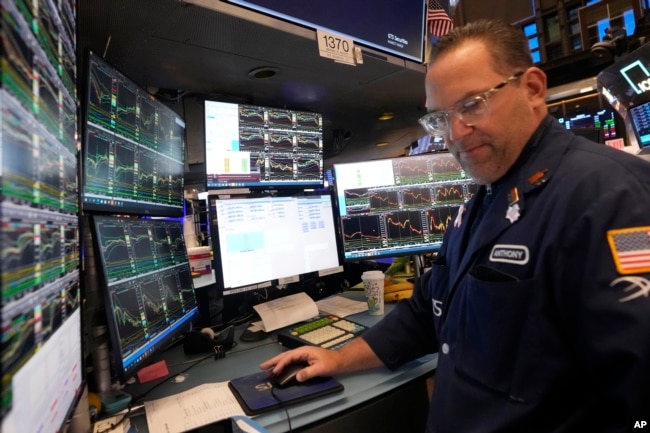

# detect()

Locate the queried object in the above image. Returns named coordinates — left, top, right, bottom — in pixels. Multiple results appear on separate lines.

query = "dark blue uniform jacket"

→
left=363, top=116, right=650, bottom=432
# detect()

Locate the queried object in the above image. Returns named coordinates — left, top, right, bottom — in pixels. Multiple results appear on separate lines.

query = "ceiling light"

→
left=376, top=141, right=389, bottom=147
left=378, top=112, right=394, bottom=120
left=248, top=66, right=280, bottom=79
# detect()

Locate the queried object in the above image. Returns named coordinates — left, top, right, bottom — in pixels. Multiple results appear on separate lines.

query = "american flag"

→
left=427, top=0, right=454, bottom=37
left=607, top=227, right=650, bottom=274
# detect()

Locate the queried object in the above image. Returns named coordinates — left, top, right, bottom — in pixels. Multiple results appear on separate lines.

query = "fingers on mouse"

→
left=272, top=362, right=308, bottom=388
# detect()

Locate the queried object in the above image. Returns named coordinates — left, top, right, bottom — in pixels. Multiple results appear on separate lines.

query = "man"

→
left=261, top=19, right=650, bottom=432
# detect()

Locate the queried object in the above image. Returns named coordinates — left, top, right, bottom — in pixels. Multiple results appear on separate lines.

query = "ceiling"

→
left=77, top=0, right=429, bottom=169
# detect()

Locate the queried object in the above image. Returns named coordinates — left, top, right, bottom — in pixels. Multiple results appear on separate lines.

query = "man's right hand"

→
left=259, top=337, right=384, bottom=383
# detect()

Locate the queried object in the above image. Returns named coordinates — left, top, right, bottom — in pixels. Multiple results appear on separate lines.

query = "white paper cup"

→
left=361, top=270, right=385, bottom=315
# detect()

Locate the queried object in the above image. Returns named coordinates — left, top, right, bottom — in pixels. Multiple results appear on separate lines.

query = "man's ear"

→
left=523, top=67, right=548, bottom=108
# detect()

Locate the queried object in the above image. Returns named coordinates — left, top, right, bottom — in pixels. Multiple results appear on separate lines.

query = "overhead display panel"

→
left=225, top=0, right=426, bottom=62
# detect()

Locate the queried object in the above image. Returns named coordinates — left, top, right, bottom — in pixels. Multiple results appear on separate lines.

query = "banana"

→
left=383, top=281, right=414, bottom=294
left=384, top=289, right=413, bottom=303
left=383, top=281, right=414, bottom=302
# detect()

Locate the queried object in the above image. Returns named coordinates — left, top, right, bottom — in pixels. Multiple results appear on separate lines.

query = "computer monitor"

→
left=81, top=51, right=186, bottom=217
left=90, top=215, right=199, bottom=381
left=332, top=152, right=478, bottom=261
left=204, top=100, right=324, bottom=189
left=1, top=0, right=84, bottom=431
left=555, top=107, right=618, bottom=141
left=628, top=100, right=650, bottom=152
left=209, top=192, right=342, bottom=321
left=224, top=0, right=426, bottom=63
left=1, top=208, right=82, bottom=432
left=1, top=274, right=83, bottom=433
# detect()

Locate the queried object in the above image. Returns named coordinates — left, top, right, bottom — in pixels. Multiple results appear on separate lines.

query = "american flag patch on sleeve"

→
left=607, top=226, right=650, bottom=274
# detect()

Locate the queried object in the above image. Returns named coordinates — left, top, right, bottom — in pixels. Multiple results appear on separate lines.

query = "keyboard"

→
left=277, top=315, right=367, bottom=350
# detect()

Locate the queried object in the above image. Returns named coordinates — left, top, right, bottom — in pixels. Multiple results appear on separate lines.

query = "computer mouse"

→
left=271, top=362, right=309, bottom=389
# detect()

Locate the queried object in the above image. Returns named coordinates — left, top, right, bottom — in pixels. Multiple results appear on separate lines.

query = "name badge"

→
left=489, top=244, right=529, bottom=265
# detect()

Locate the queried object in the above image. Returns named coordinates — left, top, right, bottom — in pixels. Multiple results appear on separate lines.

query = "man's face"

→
left=424, top=40, right=536, bottom=185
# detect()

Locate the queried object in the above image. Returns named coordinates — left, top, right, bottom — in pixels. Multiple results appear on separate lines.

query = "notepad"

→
left=228, top=370, right=344, bottom=415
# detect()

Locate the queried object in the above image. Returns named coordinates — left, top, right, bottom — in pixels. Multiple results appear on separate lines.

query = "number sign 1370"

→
left=316, top=29, right=356, bottom=65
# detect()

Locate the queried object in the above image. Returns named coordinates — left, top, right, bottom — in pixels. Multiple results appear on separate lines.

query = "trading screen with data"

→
left=555, top=107, right=618, bottom=142
left=210, top=193, right=341, bottom=295
left=628, top=100, right=650, bottom=150
left=91, top=216, right=199, bottom=380
left=204, top=100, right=324, bottom=189
left=82, top=51, right=186, bottom=217
left=332, top=152, right=478, bottom=261
left=1, top=1, right=83, bottom=432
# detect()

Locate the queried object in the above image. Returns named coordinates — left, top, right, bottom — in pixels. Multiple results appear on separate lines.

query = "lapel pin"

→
left=506, top=203, right=520, bottom=223
left=454, top=204, right=466, bottom=228
left=506, top=186, right=520, bottom=223
left=528, top=169, right=548, bottom=185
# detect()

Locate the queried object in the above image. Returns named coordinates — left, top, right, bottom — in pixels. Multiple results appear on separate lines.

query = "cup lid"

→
left=361, top=270, right=385, bottom=279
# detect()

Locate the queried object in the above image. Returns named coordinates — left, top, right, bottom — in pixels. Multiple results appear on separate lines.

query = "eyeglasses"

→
left=418, top=71, right=524, bottom=137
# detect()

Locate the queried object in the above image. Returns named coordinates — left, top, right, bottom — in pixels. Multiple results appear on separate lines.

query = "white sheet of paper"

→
left=144, top=382, right=245, bottom=433
left=253, top=292, right=319, bottom=332
left=316, top=295, right=368, bottom=317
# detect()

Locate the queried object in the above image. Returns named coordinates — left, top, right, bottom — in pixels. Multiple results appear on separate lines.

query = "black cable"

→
left=270, top=386, right=293, bottom=432
left=226, top=310, right=257, bottom=327
left=130, top=337, right=277, bottom=404
left=95, top=334, right=279, bottom=432
left=94, top=351, right=216, bottom=433
left=131, top=352, right=214, bottom=405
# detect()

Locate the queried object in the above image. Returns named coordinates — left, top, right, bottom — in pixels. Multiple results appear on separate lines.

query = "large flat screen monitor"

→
left=332, top=152, right=478, bottom=261
left=91, top=216, right=199, bottom=380
left=204, top=100, right=324, bottom=189
left=225, top=0, right=426, bottom=62
left=81, top=51, right=186, bottom=217
left=211, top=193, right=341, bottom=296
left=1, top=92, right=83, bottom=433
left=1, top=0, right=84, bottom=431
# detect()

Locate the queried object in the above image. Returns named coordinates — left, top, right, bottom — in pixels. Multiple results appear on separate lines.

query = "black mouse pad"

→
left=228, top=370, right=344, bottom=415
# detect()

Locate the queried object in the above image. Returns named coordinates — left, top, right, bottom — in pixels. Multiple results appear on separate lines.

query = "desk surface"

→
left=123, top=292, right=438, bottom=433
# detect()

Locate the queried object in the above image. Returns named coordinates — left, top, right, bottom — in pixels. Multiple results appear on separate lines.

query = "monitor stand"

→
left=412, top=255, right=424, bottom=278
left=221, top=291, right=259, bottom=326
left=239, top=326, right=269, bottom=343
